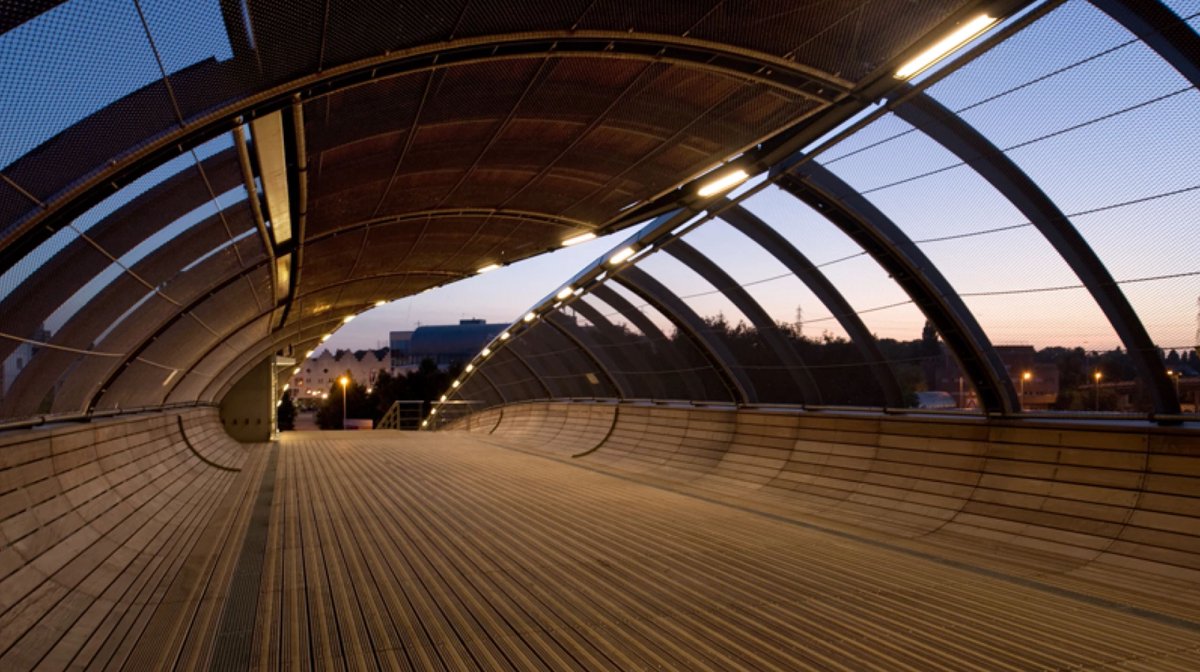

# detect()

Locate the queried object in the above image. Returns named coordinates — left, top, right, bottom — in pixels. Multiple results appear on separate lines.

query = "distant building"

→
left=290, top=348, right=389, bottom=400
left=928, top=344, right=1060, bottom=410
left=391, top=319, right=505, bottom=369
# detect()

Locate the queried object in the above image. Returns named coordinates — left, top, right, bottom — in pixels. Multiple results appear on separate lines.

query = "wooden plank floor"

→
left=201, top=431, right=1200, bottom=671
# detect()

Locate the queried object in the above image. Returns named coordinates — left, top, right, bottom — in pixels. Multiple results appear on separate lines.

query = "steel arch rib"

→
left=544, top=313, right=629, bottom=399
left=779, top=163, right=1019, bottom=414
left=897, top=91, right=1180, bottom=415
left=717, top=202, right=905, bottom=407
left=662, top=238, right=822, bottom=404
left=587, top=284, right=713, bottom=401
left=613, top=266, right=755, bottom=404
left=567, top=298, right=671, bottom=400
left=1089, top=0, right=1200, bottom=89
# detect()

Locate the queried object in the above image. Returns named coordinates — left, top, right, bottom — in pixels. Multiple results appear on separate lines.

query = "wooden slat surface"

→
left=212, top=430, right=1199, bottom=671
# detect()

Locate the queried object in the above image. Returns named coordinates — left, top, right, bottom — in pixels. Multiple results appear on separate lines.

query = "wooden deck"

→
left=209, top=430, right=1197, bottom=670
left=3, top=416, right=1199, bottom=670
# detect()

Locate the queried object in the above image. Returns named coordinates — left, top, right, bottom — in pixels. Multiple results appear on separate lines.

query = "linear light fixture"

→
left=440, top=395, right=447, bottom=402
left=524, top=311, right=536, bottom=322
left=556, top=286, right=574, bottom=300
left=608, top=246, right=636, bottom=265
left=573, top=287, right=584, bottom=297
left=342, top=315, right=355, bottom=324
left=895, top=15, right=997, bottom=80
left=321, top=333, right=332, bottom=342
left=481, top=346, right=492, bottom=357
left=374, top=299, right=387, bottom=307
left=451, top=380, right=460, bottom=388
left=697, top=168, right=749, bottom=197
left=477, top=263, right=501, bottom=274
left=465, top=363, right=474, bottom=372
left=562, top=232, right=596, bottom=247
left=499, top=331, right=510, bottom=340
left=305, top=350, right=315, bottom=358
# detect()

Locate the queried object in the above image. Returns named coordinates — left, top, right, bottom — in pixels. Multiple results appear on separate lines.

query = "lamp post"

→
left=1020, top=370, right=1032, bottom=409
left=338, top=376, right=349, bottom=429
left=1093, top=370, right=1102, bottom=412
left=1168, top=369, right=1180, bottom=400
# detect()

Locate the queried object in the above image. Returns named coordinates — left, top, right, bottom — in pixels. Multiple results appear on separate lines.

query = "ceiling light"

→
left=524, top=311, right=536, bottom=322
left=556, top=286, right=574, bottom=300
left=895, top=15, right=997, bottom=80
left=697, top=169, right=748, bottom=197
left=609, top=246, right=636, bottom=265
left=562, top=232, right=596, bottom=247
left=481, top=346, right=492, bottom=356
left=477, top=263, right=501, bottom=274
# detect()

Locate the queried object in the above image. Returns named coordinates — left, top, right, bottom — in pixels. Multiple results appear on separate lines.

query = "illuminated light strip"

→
left=562, top=232, right=596, bottom=246
left=608, top=246, right=636, bottom=265
left=697, top=169, right=748, bottom=197
left=477, top=263, right=501, bottom=274
left=895, top=15, right=997, bottom=80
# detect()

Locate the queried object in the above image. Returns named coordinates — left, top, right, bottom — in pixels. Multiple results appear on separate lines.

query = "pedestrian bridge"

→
left=1, top=0, right=1199, bottom=669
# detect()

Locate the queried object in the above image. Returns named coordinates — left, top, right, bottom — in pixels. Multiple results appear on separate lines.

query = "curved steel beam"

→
left=304, top=208, right=594, bottom=247
left=718, top=202, right=905, bottom=407
left=779, top=162, right=1019, bottom=414
left=663, top=238, right=822, bottom=404
left=613, top=266, right=755, bottom=404
left=1090, top=0, right=1200, bottom=89
left=897, top=91, right=1180, bottom=415
left=568, top=298, right=670, bottom=399
left=544, top=313, right=629, bottom=399
left=588, top=284, right=711, bottom=401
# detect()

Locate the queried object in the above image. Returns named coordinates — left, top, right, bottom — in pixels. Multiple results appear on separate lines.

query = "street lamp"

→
left=1168, top=369, right=1181, bottom=399
left=1020, top=370, right=1032, bottom=406
left=1093, top=370, right=1102, bottom=412
left=338, top=376, right=349, bottom=429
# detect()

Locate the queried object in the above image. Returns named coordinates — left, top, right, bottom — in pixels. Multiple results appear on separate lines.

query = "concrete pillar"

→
left=219, top=357, right=274, bottom=442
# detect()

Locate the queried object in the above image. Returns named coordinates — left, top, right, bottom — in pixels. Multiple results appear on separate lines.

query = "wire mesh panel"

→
left=505, top=318, right=619, bottom=399
left=921, top=0, right=1200, bottom=414
left=743, top=185, right=980, bottom=410
left=570, top=291, right=733, bottom=402
left=683, top=218, right=888, bottom=407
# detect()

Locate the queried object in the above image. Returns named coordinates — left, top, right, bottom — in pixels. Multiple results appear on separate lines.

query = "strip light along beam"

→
left=477, top=263, right=501, bottom=274
left=895, top=15, right=997, bottom=80
left=609, top=246, right=636, bottom=265
left=562, top=232, right=596, bottom=247
left=697, top=169, right=749, bottom=197
left=556, top=286, right=574, bottom=300
left=524, top=311, right=537, bottom=322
